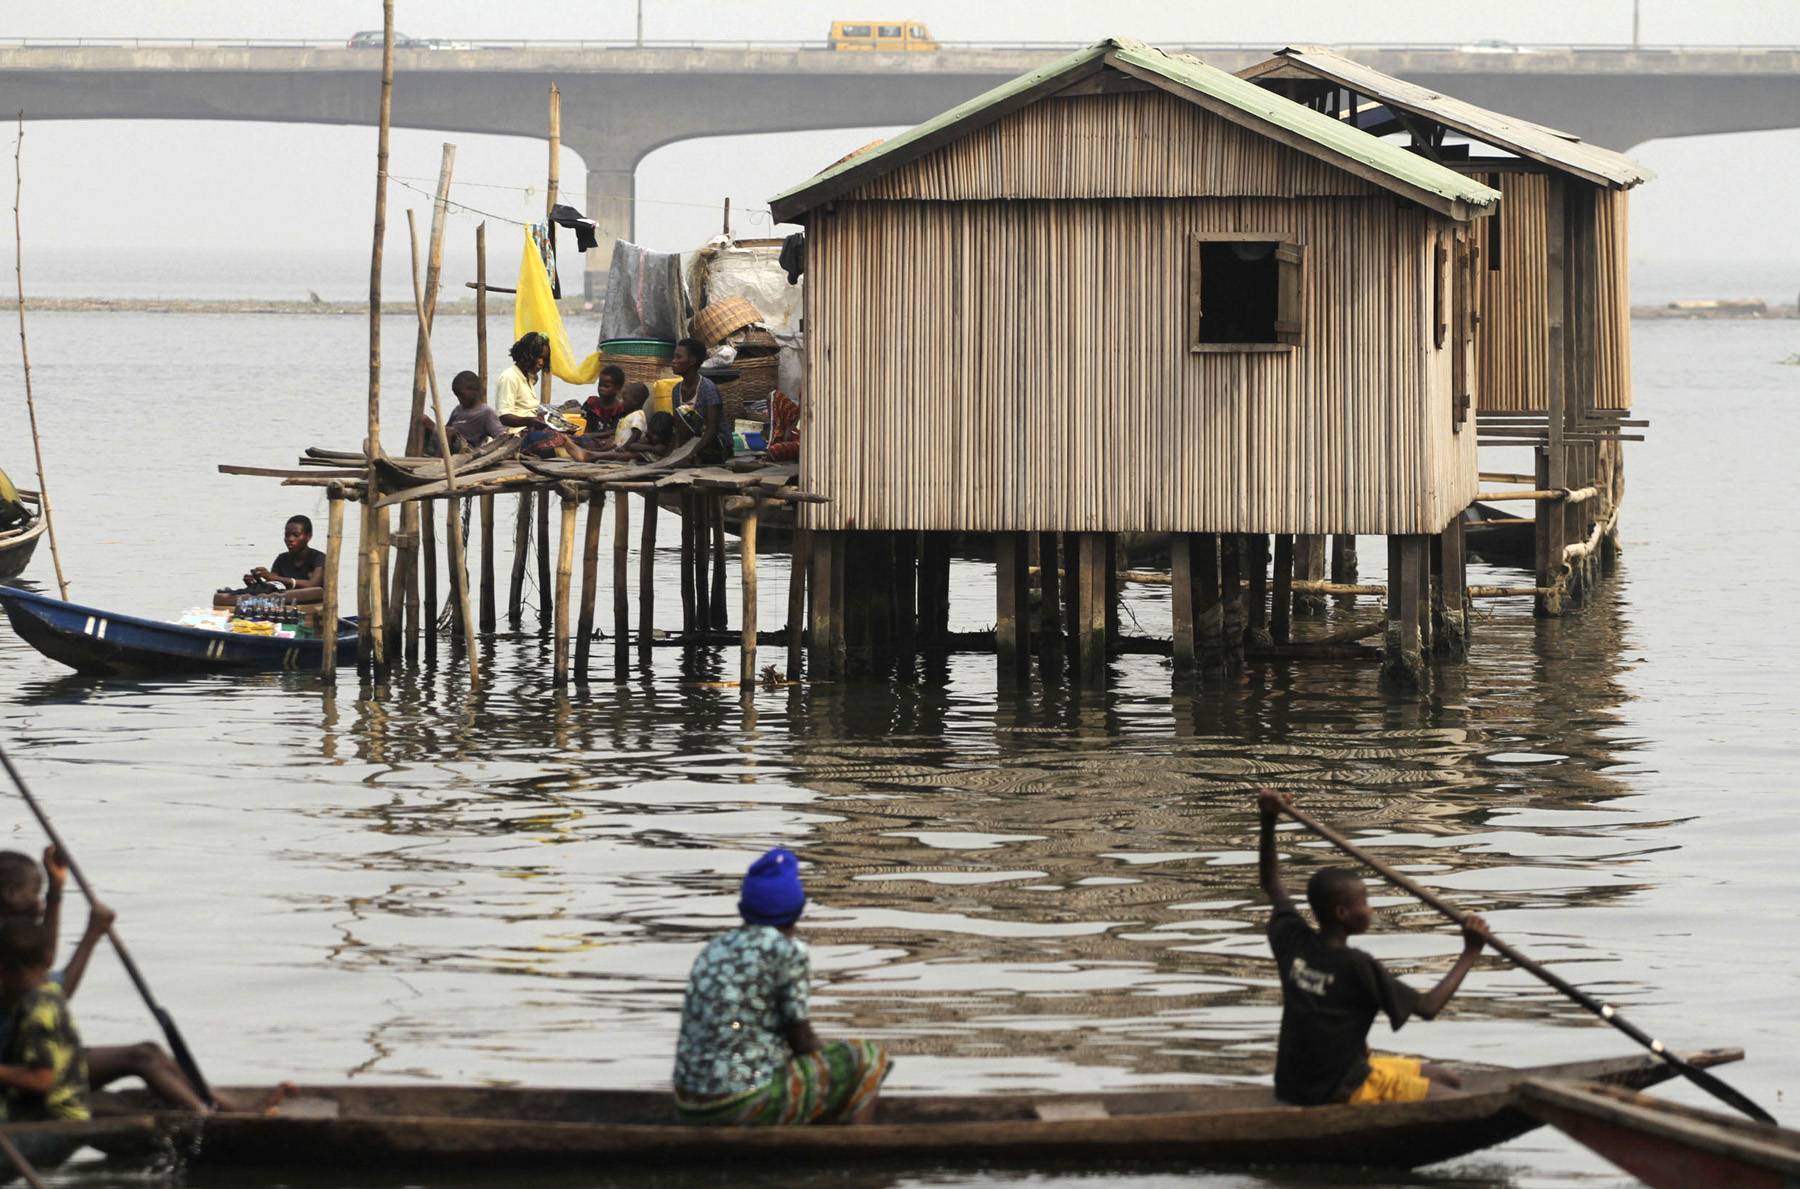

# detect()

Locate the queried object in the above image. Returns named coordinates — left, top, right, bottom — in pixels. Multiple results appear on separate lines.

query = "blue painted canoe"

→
left=0, top=585, right=355, bottom=676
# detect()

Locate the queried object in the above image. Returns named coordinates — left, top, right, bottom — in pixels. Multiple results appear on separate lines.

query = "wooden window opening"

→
left=1433, top=235, right=1450, bottom=349
left=1187, top=233, right=1303, bottom=353
left=1486, top=174, right=1502, bottom=271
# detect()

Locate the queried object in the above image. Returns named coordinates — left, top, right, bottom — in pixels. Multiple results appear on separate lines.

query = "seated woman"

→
left=217, top=515, right=326, bottom=607
left=668, top=337, right=732, bottom=464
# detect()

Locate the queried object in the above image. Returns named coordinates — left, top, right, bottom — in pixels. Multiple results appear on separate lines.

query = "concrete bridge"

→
left=3, top=40, right=1796, bottom=295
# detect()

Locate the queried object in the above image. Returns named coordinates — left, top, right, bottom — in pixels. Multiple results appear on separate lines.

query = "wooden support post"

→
left=1540, top=175, right=1570, bottom=619
left=740, top=498, right=760, bottom=689
left=693, top=494, right=712, bottom=633
left=1077, top=534, right=1108, bottom=686
left=553, top=485, right=578, bottom=684
left=892, top=531, right=918, bottom=652
left=479, top=493, right=496, bottom=633
left=1246, top=534, right=1271, bottom=646
left=475, top=222, right=488, bottom=390
left=1036, top=530, right=1062, bottom=677
left=918, top=532, right=951, bottom=649
left=1219, top=533, right=1243, bottom=668
left=1415, top=529, right=1435, bottom=655
left=809, top=530, right=836, bottom=676
left=830, top=532, right=847, bottom=674
left=842, top=533, right=871, bottom=672
left=787, top=528, right=810, bottom=679
left=1271, top=534, right=1294, bottom=646
left=420, top=499, right=438, bottom=648
left=575, top=487, right=604, bottom=679
left=1382, top=535, right=1427, bottom=689
left=1062, top=533, right=1082, bottom=679
left=1104, top=534, right=1120, bottom=641
left=1434, top=515, right=1469, bottom=658
left=1535, top=450, right=1566, bottom=617
left=679, top=491, right=696, bottom=634
left=710, top=494, right=728, bottom=632
left=612, top=486, right=630, bottom=659
left=1170, top=534, right=1196, bottom=676
left=536, top=489, right=554, bottom=632
left=1329, top=534, right=1358, bottom=609
left=360, top=0, right=394, bottom=675
left=638, top=493, right=658, bottom=659
left=1293, top=534, right=1327, bottom=616
left=320, top=484, right=345, bottom=677
left=508, top=491, right=530, bottom=630
left=1195, top=532, right=1223, bottom=680
left=995, top=532, right=1030, bottom=682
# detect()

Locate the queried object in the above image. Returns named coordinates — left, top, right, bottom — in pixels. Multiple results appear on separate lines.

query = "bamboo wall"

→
left=853, top=91, right=1384, bottom=202
left=1474, top=172, right=1633, bottom=412
left=800, top=195, right=1476, bottom=536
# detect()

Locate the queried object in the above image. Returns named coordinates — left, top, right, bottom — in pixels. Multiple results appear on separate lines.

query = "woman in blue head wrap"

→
left=671, top=848, right=891, bottom=1126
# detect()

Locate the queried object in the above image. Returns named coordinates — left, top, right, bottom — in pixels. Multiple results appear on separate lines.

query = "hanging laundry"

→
left=549, top=203, right=601, bottom=253
left=779, top=232, right=806, bottom=285
left=514, top=227, right=602, bottom=385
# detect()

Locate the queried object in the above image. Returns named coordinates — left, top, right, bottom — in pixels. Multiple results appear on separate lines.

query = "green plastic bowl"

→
left=599, top=338, right=676, bottom=359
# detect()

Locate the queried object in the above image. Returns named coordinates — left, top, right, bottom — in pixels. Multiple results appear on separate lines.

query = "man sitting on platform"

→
left=673, top=849, right=890, bottom=1127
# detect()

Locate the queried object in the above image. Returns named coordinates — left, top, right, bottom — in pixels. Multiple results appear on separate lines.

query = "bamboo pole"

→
left=475, top=222, right=489, bottom=390
left=553, top=484, right=578, bottom=684
left=405, top=209, right=481, bottom=690
left=406, top=144, right=455, bottom=452
left=536, top=490, right=553, bottom=632
left=710, top=495, right=728, bottom=631
left=360, top=0, right=395, bottom=671
left=638, top=493, right=658, bottom=658
left=478, top=493, right=496, bottom=632
left=320, top=484, right=345, bottom=676
left=612, top=485, right=630, bottom=657
left=508, top=491, right=529, bottom=629
left=575, top=487, right=603, bottom=678
left=541, top=83, right=559, bottom=406
left=786, top=528, right=810, bottom=679
left=10, top=115, right=68, bottom=600
left=420, top=501, right=437, bottom=648
left=740, top=497, right=760, bottom=689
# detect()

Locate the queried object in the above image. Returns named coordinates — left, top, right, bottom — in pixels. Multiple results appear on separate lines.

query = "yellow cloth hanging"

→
left=514, top=227, right=602, bottom=385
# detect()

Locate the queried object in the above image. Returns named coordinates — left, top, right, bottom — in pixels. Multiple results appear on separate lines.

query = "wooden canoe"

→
left=1519, top=1078, right=1799, bottom=1189
left=0, top=586, right=356, bottom=676
left=60, top=1049, right=1740, bottom=1175
left=1463, top=500, right=1536, bottom=567
left=0, top=511, right=46, bottom=583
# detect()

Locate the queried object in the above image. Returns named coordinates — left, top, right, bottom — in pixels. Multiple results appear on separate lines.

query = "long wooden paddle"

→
left=1276, top=799, right=1777, bottom=1125
left=0, top=742, right=215, bottom=1107
left=0, top=1131, right=46, bottom=1189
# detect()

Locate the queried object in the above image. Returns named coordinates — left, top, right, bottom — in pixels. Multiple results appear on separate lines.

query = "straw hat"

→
left=691, top=296, right=761, bottom=346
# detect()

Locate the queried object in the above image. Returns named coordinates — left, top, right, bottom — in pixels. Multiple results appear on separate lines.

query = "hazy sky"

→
left=5, top=1, right=1799, bottom=298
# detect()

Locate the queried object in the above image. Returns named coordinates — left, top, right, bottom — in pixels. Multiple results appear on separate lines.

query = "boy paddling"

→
left=672, top=849, right=890, bottom=1126
left=1257, top=788, right=1489, bottom=1105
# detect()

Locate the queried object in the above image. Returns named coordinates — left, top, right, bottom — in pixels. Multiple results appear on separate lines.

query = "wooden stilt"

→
left=1330, top=534, right=1358, bottom=608
left=420, top=500, right=438, bottom=647
left=1381, top=535, right=1428, bottom=689
left=808, top=530, right=836, bottom=675
left=918, top=532, right=951, bottom=648
left=612, top=485, right=630, bottom=659
left=360, top=0, right=394, bottom=675
left=740, top=498, right=760, bottom=690
left=1415, top=527, right=1435, bottom=655
left=1434, top=515, right=1469, bottom=658
left=638, top=492, right=658, bottom=658
left=786, top=528, right=811, bottom=678
left=320, top=484, right=345, bottom=677
left=1293, top=535, right=1327, bottom=616
left=679, top=492, right=696, bottom=634
left=710, top=494, right=728, bottom=632
left=1170, top=534, right=1196, bottom=675
left=535, top=489, right=554, bottom=633
left=892, top=531, right=918, bottom=652
left=1271, top=534, right=1293, bottom=645
left=693, top=493, right=712, bottom=633
left=1535, top=450, right=1566, bottom=617
left=841, top=533, right=870, bottom=672
left=479, top=493, right=496, bottom=633
left=1219, top=533, right=1243, bottom=668
left=1036, top=530, right=1061, bottom=677
left=575, top=487, right=604, bottom=679
left=553, top=485, right=578, bottom=684
left=995, top=532, right=1029, bottom=682
left=508, top=491, right=530, bottom=630
left=1195, top=532, right=1223, bottom=679
left=1062, top=532, right=1082, bottom=679
left=1104, top=534, right=1120, bottom=641
left=1078, top=533, right=1108, bottom=686
left=1246, top=534, right=1271, bottom=646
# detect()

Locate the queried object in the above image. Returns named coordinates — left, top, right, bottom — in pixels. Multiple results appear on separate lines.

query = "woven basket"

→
left=713, top=354, right=780, bottom=423
left=730, top=325, right=779, bottom=352
left=691, top=296, right=761, bottom=347
left=603, top=353, right=673, bottom=390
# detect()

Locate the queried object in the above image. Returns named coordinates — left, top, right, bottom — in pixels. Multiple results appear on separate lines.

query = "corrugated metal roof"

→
left=1252, top=46, right=1651, bottom=189
left=770, top=37, right=1499, bottom=222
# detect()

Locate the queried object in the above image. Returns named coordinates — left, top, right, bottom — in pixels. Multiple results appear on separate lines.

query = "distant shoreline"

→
left=1, top=296, right=1795, bottom=320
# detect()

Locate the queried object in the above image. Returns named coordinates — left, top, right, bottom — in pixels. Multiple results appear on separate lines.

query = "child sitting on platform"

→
left=581, top=365, right=629, bottom=437
left=1256, top=789, right=1489, bottom=1106
left=672, top=849, right=890, bottom=1127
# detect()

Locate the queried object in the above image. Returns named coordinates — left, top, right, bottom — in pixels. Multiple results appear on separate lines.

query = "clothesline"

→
left=385, top=172, right=781, bottom=225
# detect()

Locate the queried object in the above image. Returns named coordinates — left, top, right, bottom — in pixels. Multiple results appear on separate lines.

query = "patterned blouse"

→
left=1, top=984, right=89, bottom=1122
left=672, top=925, right=811, bottom=1101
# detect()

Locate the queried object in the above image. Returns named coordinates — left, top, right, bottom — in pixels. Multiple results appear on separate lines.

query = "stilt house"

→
left=770, top=38, right=1498, bottom=683
left=1239, top=48, right=1651, bottom=613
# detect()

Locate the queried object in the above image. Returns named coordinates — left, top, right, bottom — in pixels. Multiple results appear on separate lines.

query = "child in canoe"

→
left=0, top=914, right=96, bottom=1122
left=1257, top=789, right=1489, bottom=1105
left=672, top=849, right=890, bottom=1126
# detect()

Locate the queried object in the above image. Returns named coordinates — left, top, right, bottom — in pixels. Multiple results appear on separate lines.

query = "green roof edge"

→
left=770, top=36, right=1501, bottom=216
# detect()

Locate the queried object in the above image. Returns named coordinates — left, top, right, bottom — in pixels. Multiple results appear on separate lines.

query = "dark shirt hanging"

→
left=549, top=204, right=601, bottom=253
left=779, top=232, right=806, bottom=285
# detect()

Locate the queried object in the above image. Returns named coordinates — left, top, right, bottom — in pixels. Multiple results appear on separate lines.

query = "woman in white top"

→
left=495, top=333, right=552, bottom=437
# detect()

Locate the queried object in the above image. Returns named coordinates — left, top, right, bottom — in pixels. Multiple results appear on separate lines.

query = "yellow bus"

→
left=829, top=21, right=938, bottom=52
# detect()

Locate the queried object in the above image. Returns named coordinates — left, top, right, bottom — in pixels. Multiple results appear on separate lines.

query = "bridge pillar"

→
left=582, top=165, right=636, bottom=302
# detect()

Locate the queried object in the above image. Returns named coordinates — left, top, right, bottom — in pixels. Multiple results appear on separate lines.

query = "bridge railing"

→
left=1, top=37, right=1796, bottom=53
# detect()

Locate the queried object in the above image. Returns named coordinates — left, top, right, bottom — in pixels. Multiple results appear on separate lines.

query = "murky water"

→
left=1, top=311, right=1797, bottom=1187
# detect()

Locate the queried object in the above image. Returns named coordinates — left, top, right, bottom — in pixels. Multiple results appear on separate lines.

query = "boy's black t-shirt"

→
left=1267, top=903, right=1420, bottom=1105
left=272, top=547, right=326, bottom=583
